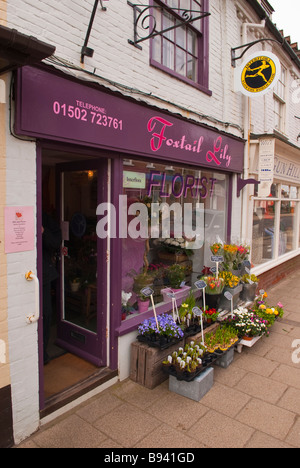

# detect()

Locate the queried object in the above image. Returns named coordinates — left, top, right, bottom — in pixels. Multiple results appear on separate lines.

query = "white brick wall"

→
left=2, top=0, right=300, bottom=443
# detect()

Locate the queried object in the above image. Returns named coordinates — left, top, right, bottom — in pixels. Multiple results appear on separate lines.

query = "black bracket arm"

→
left=81, top=0, right=108, bottom=64
left=231, top=37, right=284, bottom=68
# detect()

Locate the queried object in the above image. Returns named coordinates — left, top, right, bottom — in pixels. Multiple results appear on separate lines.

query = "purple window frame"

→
left=150, top=0, right=211, bottom=95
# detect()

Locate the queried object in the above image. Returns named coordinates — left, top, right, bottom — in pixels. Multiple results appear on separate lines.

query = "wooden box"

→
left=130, top=339, right=184, bottom=390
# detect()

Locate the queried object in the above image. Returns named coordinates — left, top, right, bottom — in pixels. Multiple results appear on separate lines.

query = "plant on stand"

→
left=200, top=275, right=225, bottom=309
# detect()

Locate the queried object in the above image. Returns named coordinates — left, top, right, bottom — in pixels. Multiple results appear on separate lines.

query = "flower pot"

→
left=242, top=335, right=254, bottom=342
left=162, top=286, right=191, bottom=305
left=240, top=283, right=258, bottom=303
left=138, top=299, right=150, bottom=314
left=205, top=293, right=222, bottom=310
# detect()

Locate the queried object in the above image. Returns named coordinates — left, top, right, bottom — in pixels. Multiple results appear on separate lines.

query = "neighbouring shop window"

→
left=252, top=183, right=300, bottom=266
left=151, top=0, right=210, bottom=91
left=121, top=159, right=229, bottom=320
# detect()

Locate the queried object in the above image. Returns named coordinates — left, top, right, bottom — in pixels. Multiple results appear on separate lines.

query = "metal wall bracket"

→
left=128, top=1, right=210, bottom=49
left=81, top=0, right=108, bottom=64
left=237, top=176, right=260, bottom=197
left=231, top=37, right=284, bottom=68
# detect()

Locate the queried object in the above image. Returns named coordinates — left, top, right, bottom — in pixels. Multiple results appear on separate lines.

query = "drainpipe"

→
left=241, top=20, right=266, bottom=243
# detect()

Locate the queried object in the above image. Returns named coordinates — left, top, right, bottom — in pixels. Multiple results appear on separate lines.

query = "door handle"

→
left=25, top=271, right=40, bottom=324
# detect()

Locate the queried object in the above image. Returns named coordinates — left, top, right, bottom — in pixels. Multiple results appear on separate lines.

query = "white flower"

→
left=122, top=291, right=132, bottom=306
left=167, top=356, right=172, bottom=364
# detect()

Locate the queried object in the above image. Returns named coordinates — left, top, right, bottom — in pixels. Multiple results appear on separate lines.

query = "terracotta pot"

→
left=242, top=335, right=254, bottom=341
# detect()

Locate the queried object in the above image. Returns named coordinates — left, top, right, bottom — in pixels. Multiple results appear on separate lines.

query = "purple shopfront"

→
left=15, top=66, right=244, bottom=411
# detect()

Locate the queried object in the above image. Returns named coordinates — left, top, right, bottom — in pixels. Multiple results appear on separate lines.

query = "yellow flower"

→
left=266, top=308, right=273, bottom=315
left=259, top=304, right=266, bottom=310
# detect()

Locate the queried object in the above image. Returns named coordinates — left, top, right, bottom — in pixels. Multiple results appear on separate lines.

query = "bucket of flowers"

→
left=162, top=342, right=205, bottom=381
left=137, top=314, right=184, bottom=350
left=252, top=294, right=285, bottom=329
left=240, top=274, right=258, bottom=302
left=200, top=275, right=225, bottom=309
left=219, top=271, right=242, bottom=309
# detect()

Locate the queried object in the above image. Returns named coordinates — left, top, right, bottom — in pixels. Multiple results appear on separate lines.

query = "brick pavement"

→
left=16, top=273, right=300, bottom=448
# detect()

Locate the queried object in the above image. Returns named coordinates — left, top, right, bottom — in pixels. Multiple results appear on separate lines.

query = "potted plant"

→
left=201, top=275, right=225, bottom=309
left=219, top=271, right=242, bottom=309
left=203, top=308, right=219, bottom=324
left=162, top=264, right=191, bottom=304
left=137, top=313, right=184, bottom=349
left=158, top=237, right=194, bottom=263
left=137, top=293, right=151, bottom=314
left=240, top=274, right=258, bottom=302
left=121, top=291, right=134, bottom=321
left=178, top=292, right=202, bottom=335
left=162, top=342, right=205, bottom=381
left=223, top=307, right=269, bottom=341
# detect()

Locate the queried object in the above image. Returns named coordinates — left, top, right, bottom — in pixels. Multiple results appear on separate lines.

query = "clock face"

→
left=71, top=213, right=87, bottom=238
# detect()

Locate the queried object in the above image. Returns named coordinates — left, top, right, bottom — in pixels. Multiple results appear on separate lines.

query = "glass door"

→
left=56, top=161, right=107, bottom=367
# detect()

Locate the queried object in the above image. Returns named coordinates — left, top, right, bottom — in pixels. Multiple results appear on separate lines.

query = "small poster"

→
left=5, top=206, right=35, bottom=254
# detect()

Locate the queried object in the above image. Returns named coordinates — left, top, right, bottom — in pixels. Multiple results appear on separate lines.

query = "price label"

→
left=141, top=287, right=154, bottom=297
left=194, top=280, right=207, bottom=290
left=211, top=255, right=224, bottom=263
left=224, top=291, right=233, bottom=301
left=192, top=307, right=203, bottom=317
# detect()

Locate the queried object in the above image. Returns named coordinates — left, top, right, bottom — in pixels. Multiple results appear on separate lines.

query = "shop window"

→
left=150, top=0, right=210, bottom=92
left=252, top=183, right=300, bottom=266
left=121, top=160, right=229, bottom=321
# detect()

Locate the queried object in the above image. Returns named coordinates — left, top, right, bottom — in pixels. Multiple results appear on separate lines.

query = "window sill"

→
left=150, top=59, right=212, bottom=96
left=252, top=249, right=300, bottom=277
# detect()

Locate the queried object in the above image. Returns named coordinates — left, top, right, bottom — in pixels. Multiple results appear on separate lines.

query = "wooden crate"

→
left=130, top=339, right=184, bottom=390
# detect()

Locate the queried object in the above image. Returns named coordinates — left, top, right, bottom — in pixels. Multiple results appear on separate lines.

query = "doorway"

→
left=39, top=149, right=109, bottom=409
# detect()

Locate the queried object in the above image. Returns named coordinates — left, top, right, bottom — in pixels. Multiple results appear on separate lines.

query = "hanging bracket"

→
left=231, top=37, right=284, bottom=68
left=81, top=0, right=108, bottom=64
left=237, top=176, right=260, bottom=198
left=128, top=2, right=210, bottom=49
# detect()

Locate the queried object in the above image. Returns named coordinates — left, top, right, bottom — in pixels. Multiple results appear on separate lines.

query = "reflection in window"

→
left=121, top=160, right=229, bottom=320
left=252, top=199, right=276, bottom=265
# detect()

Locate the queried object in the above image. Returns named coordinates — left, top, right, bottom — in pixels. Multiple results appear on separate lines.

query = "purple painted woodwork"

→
left=16, top=66, right=244, bottom=173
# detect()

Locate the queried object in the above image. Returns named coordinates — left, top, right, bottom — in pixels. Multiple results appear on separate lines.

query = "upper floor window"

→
left=274, top=65, right=287, bottom=133
left=150, top=0, right=211, bottom=94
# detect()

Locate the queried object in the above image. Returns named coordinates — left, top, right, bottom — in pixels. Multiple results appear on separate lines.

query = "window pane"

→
left=280, top=201, right=296, bottom=255
left=176, top=46, right=186, bottom=75
left=187, top=54, right=197, bottom=81
left=176, top=25, right=186, bottom=48
left=252, top=200, right=276, bottom=265
left=187, top=29, right=197, bottom=54
left=163, top=38, right=175, bottom=69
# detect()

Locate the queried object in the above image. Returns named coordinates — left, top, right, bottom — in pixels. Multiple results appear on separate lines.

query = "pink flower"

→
left=277, top=302, right=283, bottom=308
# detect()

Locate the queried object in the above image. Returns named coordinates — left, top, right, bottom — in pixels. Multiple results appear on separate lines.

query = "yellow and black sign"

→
left=241, top=55, right=277, bottom=93
left=235, top=51, right=281, bottom=97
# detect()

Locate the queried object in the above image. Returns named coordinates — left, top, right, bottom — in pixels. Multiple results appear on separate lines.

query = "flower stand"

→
left=240, top=283, right=257, bottom=303
left=169, top=367, right=214, bottom=402
left=130, top=339, right=185, bottom=389
left=236, top=335, right=262, bottom=354
left=219, top=284, right=243, bottom=310
left=215, top=347, right=235, bottom=369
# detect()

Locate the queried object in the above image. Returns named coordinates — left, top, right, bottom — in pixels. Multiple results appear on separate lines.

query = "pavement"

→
left=16, top=273, right=300, bottom=449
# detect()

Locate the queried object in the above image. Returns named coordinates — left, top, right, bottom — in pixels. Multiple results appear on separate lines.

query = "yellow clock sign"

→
left=235, top=51, right=281, bottom=97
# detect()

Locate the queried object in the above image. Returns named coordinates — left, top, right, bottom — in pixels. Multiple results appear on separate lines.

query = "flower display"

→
left=210, top=243, right=223, bottom=255
left=163, top=342, right=204, bottom=375
left=138, top=314, right=184, bottom=340
left=219, top=271, right=240, bottom=288
left=160, top=237, right=194, bottom=257
left=241, top=274, right=258, bottom=284
left=203, top=308, right=219, bottom=322
left=250, top=294, right=285, bottom=328
left=223, top=307, right=269, bottom=338
left=201, top=275, right=225, bottom=295
left=204, top=327, right=239, bottom=353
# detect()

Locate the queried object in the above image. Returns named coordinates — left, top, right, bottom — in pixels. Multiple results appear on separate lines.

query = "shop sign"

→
left=16, top=67, right=244, bottom=174
left=123, top=171, right=146, bottom=189
left=234, top=51, right=281, bottom=97
left=258, top=138, right=275, bottom=197
left=274, top=155, right=300, bottom=183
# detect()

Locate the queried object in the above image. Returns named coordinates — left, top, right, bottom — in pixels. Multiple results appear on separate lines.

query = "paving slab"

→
left=16, top=276, right=300, bottom=449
